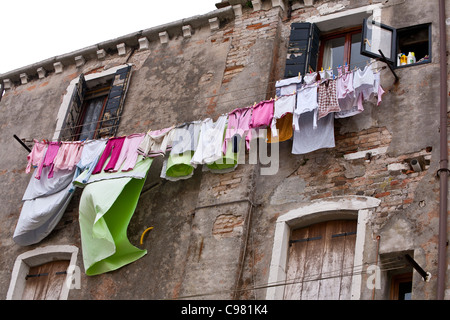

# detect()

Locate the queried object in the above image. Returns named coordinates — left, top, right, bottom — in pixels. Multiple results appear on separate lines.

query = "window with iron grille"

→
left=60, top=65, right=132, bottom=141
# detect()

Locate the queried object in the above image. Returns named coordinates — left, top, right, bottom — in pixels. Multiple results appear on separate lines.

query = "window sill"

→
left=395, top=60, right=431, bottom=69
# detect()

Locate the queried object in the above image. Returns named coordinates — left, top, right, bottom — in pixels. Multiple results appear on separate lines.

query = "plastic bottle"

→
left=407, top=52, right=415, bottom=64
left=397, top=53, right=402, bottom=66
left=400, top=54, right=407, bottom=65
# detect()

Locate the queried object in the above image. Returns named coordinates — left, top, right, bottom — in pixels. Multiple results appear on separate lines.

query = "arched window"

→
left=284, top=219, right=357, bottom=300
left=266, top=196, right=380, bottom=300
left=7, top=245, right=78, bottom=300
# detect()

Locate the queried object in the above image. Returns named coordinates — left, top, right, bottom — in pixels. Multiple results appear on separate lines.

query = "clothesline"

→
left=49, top=63, right=384, bottom=143
left=27, top=63, right=385, bottom=182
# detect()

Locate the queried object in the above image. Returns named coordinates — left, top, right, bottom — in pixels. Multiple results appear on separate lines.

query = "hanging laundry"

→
left=111, top=133, right=145, bottom=172
left=206, top=123, right=240, bottom=173
left=78, top=156, right=152, bottom=275
left=335, top=65, right=360, bottom=119
left=292, top=111, right=335, bottom=155
left=275, top=76, right=302, bottom=96
left=70, top=139, right=107, bottom=192
left=14, top=166, right=75, bottom=246
left=223, top=107, right=252, bottom=153
left=270, top=94, right=295, bottom=138
left=249, top=99, right=275, bottom=129
left=336, top=65, right=354, bottom=99
left=353, top=65, right=375, bottom=111
left=165, top=121, right=201, bottom=179
left=35, top=141, right=60, bottom=180
left=137, top=126, right=175, bottom=158
left=317, top=79, right=340, bottom=120
left=53, top=141, right=84, bottom=172
left=92, top=136, right=126, bottom=174
left=26, top=139, right=47, bottom=174
left=372, top=71, right=385, bottom=106
left=191, top=115, right=227, bottom=165
left=267, top=113, right=293, bottom=143
left=294, top=72, right=319, bottom=130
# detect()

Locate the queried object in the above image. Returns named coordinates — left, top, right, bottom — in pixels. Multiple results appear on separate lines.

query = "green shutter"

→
left=285, top=23, right=320, bottom=78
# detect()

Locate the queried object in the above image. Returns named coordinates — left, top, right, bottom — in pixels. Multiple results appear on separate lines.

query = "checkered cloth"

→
left=317, top=79, right=340, bottom=120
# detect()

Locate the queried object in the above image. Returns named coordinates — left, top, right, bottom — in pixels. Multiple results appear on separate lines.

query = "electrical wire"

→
left=169, top=256, right=409, bottom=300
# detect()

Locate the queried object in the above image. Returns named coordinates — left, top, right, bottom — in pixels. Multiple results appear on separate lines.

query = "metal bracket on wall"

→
left=378, top=49, right=399, bottom=83
left=404, top=254, right=431, bottom=282
left=13, top=134, right=31, bottom=153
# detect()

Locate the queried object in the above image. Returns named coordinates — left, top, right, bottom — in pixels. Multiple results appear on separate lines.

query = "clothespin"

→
left=321, top=67, right=324, bottom=71
left=298, top=72, right=301, bottom=80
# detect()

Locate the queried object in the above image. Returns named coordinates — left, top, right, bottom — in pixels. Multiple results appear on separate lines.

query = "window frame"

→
left=318, top=26, right=366, bottom=72
left=360, top=18, right=432, bottom=68
left=265, top=196, right=381, bottom=300
left=360, top=18, right=397, bottom=63
left=53, top=63, right=132, bottom=141
left=390, top=272, right=413, bottom=300
left=7, top=245, right=79, bottom=300
left=74, top=85, right=111, bottom=141
left=395, top=23, right=432, bottom=69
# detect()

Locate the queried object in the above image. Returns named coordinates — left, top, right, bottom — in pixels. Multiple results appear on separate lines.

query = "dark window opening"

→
left=318, top=27, right=371, bottom=73
left=75, top=84, right=111, bottom=141
left=60, top=65, right=132, bottom=142
left=360, top=19, right=431, bottom=68
left=390, top=272, right=413, bottom=300
left=396, top=24, right=431, bottom=68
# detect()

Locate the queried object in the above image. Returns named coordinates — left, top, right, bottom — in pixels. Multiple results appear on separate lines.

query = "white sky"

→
left=0, top=0, right=218, bottom=74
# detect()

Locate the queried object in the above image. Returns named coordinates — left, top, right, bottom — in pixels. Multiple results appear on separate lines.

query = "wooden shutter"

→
left=284, top=23, right=320, bottom=78
left=61, top=74, right=87, bottom=141
left=284, top=219, right=357, bottom=300
left=22, top=260, right=70, bottom=300
left=97, top=65, right=132, bottom=138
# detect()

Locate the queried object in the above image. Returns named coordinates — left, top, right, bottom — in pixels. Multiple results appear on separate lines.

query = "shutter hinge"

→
left=331, top=231, right=357, bottom=238
left=289, top=235, right=322, bottom=245
left=26, top=270, right=67, bottom=280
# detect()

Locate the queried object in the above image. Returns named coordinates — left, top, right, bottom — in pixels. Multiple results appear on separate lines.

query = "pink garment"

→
left=53, top=141, right=84, bottom=172
left=92, top=136, right=126, bottom=174
left=336, top=65, right=354, bottom=99
left=112, top=133, right=145, bottom=172
left=250, top=100, right=274, bottom=129
left=377, top=84, right=385, bottom=106
left=26, top=140, right=47, bottom=174
left=224, top=107, right=253, bottom=153
left=35, top=142, right=60, bottom=180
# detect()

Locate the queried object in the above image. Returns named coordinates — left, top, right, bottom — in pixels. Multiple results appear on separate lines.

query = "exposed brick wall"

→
left=293, top=125, right=432, bottom=226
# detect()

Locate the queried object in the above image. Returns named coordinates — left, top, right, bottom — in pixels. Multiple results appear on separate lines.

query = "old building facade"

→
left=0, top=0, right=449, bottom=300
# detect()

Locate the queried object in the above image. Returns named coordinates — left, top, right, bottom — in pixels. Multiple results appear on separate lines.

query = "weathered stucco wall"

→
left=0, top=0, right=449, bottom=300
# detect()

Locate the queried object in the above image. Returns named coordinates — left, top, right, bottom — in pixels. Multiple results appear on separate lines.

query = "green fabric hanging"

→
left=206, top=141, right=238, bottom=171
left=166, top=151, right=195, bottom=178
left=79, top=157, right=153, bottom=276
